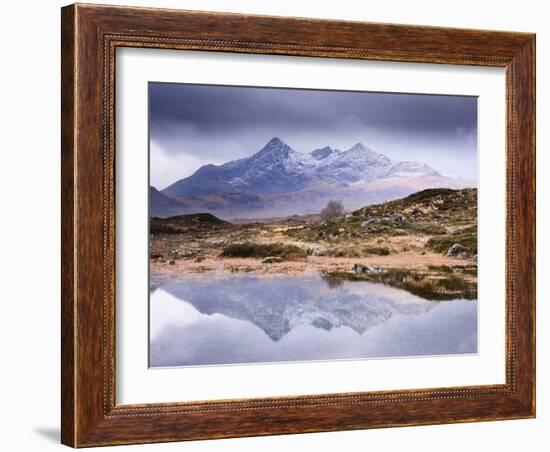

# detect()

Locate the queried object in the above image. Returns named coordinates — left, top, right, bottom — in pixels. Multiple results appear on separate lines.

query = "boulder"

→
left=389, top=214, right=406, bottom=222
left=168, top=248, right=196, bottom=258
left=261, top=256, right=283, bottom=264
left=360, top=218, right=380, bottom=228
left=447, top=243, right=467, bottom=257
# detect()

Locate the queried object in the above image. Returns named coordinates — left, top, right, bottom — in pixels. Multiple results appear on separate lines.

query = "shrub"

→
left=220, top=242, right=307, bottom=259
left=327, top=247, right=362, bottom=258
left=409, top=222, right=448, bottom=235
left=363, top=246, right=390, bottom=256
left=427, top=231, right=477, bottom=255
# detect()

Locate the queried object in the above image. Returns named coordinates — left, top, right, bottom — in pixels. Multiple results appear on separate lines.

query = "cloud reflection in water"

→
left=149, top=273, right=477, bottom=367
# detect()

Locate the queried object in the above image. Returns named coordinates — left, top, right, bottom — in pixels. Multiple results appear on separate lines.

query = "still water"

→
left=149, top=272, right=477, bottom=367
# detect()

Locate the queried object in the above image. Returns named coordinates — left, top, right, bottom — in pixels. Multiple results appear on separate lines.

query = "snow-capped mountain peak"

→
left=154, top=137, right=473, bottom=218
left=254, top=137, right=294, bottom=160
left=341, top=142, right=393, bottom=164
left=344, top=142, right=374, bottom=155
left=160, top=138, right=463, bottom=214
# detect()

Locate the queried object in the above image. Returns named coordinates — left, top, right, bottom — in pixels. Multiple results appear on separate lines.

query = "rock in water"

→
left=353, top=263, right=381, bottom=274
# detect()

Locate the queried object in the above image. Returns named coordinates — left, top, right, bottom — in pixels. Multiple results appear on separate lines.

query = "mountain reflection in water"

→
left=149, top=272, right=477, bottom=367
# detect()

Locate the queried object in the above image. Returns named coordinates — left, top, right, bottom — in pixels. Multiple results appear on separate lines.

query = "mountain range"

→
left=151, top=137, right=473, bottom=219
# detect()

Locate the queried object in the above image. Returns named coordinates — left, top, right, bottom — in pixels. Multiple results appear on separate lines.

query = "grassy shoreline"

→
left=150, top=254, right=477, bottom=300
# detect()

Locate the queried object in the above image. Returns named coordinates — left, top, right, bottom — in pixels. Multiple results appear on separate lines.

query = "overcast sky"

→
left=149, top=82, right=477, bottom=190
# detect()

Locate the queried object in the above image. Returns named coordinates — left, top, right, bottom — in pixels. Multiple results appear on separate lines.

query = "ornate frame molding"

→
left=62, top=4, right=535, bottom=447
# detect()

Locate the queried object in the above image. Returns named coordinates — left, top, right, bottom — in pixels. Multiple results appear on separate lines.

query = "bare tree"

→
left=320, top=200, right=345, bottom=221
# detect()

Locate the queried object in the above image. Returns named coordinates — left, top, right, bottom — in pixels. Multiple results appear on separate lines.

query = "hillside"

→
left=149, top=188, right=478, bottom=300
left=353, top=187, right=477, bottom=223
left=286, top=188, right=477, bottom=257
left=150, top=213, right=232, bottom=235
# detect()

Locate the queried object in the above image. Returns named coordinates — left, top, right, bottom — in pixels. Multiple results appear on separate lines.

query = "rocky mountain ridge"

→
left=152, top=138, right=472, bottom=218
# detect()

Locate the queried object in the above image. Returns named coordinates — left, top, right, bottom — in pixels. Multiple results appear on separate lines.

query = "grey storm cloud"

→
left=149, top=82, right=477, bottom=189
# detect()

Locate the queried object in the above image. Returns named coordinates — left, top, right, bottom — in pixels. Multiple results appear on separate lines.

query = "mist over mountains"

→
left=151, top=138, right=473, bottom=219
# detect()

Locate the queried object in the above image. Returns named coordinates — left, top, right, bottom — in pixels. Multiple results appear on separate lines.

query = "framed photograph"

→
left=61, top=3, right=536, bottom=447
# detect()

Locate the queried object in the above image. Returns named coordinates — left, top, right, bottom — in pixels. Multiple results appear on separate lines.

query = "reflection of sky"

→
left=149, top=83, right=478, bottom=188
left=149, top=274, right=477, bottom=367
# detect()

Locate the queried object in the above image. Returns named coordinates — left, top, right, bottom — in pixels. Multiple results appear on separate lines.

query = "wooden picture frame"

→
left=61, top=3, right=535, bottom=447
